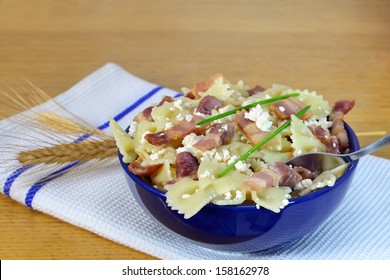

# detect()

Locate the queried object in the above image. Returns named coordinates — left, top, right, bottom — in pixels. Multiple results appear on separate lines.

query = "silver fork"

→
left=285, top=133, right=390, bottom=174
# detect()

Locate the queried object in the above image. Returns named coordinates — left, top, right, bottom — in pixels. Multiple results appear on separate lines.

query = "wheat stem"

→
left=356, top=130, right=387, bottom=137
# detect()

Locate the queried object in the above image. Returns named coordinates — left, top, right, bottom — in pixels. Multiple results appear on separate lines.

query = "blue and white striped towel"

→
left=1, top=63, right=389, bottom=259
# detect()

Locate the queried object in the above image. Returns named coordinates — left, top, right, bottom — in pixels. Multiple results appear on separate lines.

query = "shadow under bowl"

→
left=119, top=123, right=359, bottom=252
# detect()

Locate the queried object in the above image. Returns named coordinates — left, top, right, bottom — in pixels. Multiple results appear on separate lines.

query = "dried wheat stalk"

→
left=17, top=138, right=118, bottom=165
left=35, top=112, right=87, bottom=134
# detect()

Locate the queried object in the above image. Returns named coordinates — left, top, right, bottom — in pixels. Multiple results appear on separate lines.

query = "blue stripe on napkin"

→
left=3, top=165, right=33, bottom=197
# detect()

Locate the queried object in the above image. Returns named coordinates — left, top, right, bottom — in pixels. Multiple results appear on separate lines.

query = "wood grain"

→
left=0, top=0, right=389, bottom=259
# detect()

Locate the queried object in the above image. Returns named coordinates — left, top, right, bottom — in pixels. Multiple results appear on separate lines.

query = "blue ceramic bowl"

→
left=119, top=123, right=359, bottom=252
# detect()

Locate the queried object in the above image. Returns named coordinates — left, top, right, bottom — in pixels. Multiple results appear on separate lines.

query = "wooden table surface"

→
left=0, top=0, right=389, bottom=260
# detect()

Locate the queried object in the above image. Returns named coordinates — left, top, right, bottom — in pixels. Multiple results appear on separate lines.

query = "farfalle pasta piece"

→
left=151, top=161, right=174, bottom=186
left=211, top=189, right=247, bottom=206
left=298, top=164, right=349, bottom=196
left=197, top=157, right=223, bottom=180
left=226, top=141, right=255, bottom=159
left=166, top=171, right=247, bottom=218
left=251, top=187, right=292, bottom=213
left=290, top=115, right=326, bottom=156
left=284, top=88, right=331, bottom=119
left=197, top=74, right=235, bottom=102
left=165, top=178, right=213, bottom=219
left=261, top=149, right=292, bottom=166
left=152, top=97, right=197, bottom=126
left=109, top=118, right=137, bottom=163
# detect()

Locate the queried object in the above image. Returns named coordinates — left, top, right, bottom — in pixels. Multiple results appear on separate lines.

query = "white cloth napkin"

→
left=1, top=63, right=389, bottom=260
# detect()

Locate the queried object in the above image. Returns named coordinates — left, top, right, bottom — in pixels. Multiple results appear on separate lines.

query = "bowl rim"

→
left=121, top=122, right=359, bottom=210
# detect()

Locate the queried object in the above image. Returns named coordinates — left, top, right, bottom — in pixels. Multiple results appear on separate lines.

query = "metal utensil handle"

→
left=347, top=133, right=390, bottom=161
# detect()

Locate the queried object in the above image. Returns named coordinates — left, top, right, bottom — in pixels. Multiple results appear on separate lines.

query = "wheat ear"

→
left=17, top=138, right=118, bottom=165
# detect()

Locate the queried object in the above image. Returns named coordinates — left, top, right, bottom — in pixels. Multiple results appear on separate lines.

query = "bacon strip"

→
left=196, top=95, right=224, bottom=115
left=144, top=132, right=171, bottom=146
left=128, top=159, right=163, bottom=177
left=145, top=115, right=207, bottom=146
left=185, top=91, right=200, bottom=100
left=309, top=126, right=330, bottom=144
left=247, top=85, right=265, bottom=96
left=134, top=106, right=153, bottom=122
left=241, top=162, right=305, bottom=192
left=307, top=121, right=345, bottom=154
left=270, top=162, right=302, bottom=187
left=271, top=98, right=313, bottom=120
left=329, top=100, right=355, bottom=151
left=330, top=99, right=355, bottom=120
left=185, top=73, right=223, bottom=100
left=157, top=95, right=174, bottom=106
left=193, top=122, right=235, bottom=151
left=293, top=166, right=316, bottom=180
left=330, top=118, right=349, bottom=150
left=193, top=135, right=219, bottom=151
left=240, top=169, right=280, bottom=192
left=176, top=152, right=199, bottom=179
left=236, top=111, right=276, bottom=146
left=134, top=96, right=175, bottom=123
left=326, top=135, right=342, bottom=154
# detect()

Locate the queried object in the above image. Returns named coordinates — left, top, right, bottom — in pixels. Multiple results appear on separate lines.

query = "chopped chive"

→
left=196, top=93, right=300, bottom=126
left=217, top=105, right=311, bottom=178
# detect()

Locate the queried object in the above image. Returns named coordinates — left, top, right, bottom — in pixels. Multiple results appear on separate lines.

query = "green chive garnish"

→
left=217, top=105, right=311, bottom=178
left=196, top=93, right=300, bottom=126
